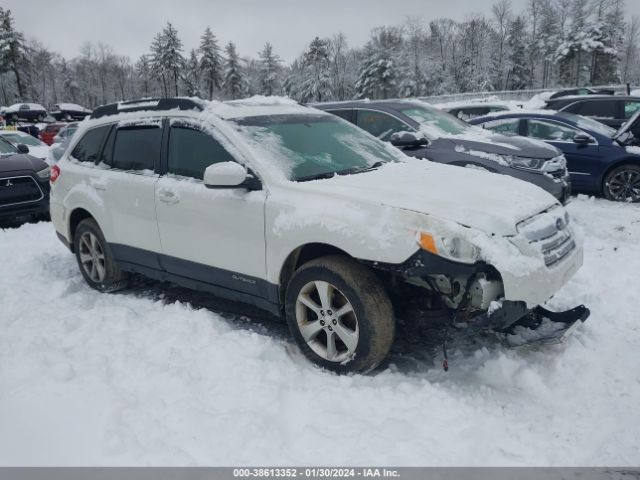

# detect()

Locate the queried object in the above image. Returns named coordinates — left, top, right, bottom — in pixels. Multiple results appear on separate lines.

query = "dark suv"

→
left=0, top=136, right=51, bottom=225
left=314, top=100, right=571, bottom=203
left=545, top=95, right=640, bottom=129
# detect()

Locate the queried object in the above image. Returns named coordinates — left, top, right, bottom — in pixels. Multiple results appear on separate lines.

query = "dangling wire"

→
left=442, top=274, right=477, bottom=372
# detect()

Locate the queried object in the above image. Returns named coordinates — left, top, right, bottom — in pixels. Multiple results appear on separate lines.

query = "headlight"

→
left=418, top=232, right=480, bottom=264
left=36, top=165, right=50, bottom=179
left=502, top=155, right=546, bottom=170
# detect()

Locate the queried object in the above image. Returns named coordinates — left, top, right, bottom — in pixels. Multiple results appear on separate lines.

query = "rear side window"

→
left=168, top=125, right=236, bottom=179
left=573, top=100, right=618, bottom=118
left=111, top=126, right=161, bottom=172
left=70, top=126, right=109, bottom=163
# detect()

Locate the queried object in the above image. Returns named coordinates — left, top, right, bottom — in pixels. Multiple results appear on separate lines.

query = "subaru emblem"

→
left=556, top=218, right=565, bottom=230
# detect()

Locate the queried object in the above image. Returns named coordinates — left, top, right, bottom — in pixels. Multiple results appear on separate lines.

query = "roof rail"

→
left=90, top=98, right=205, bottom=119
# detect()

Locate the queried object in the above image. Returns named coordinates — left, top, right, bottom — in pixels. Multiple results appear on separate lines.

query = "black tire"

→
left=73, top=218, right=129, bottom=292
left=603, top=164, right=640, bottom=202
left=285, top=255, right=395, bottom=373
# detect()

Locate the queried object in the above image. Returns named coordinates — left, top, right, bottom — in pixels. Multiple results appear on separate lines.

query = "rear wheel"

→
left=603, top=164, right=640, bottom=202
left=73, top=218, right=129, bottom=292
left=285, top=255, right=395, bottom=373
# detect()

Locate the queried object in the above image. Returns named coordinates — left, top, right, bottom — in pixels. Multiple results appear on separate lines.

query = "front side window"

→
left=71, top=126, right=110, bottom=163
left=355, top=110, right=409, bottom=141
left=527, top=120, right=580, bottom=142
left=168, top=124, right=236, bottom=179
left=111, top=126, right=161, bottom=171
left=397, top=104, right=471, bottom=136
left=234, top=114, right=400, bottom=181
left=479, top=118, right=521, bottom=136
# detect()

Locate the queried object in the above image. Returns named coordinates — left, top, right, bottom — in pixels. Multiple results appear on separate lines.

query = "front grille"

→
left=517, top=207, right=576, bottom=267
left=0, top=176, right=44, bottom=207
left=548, top=168, right=567, bottom=179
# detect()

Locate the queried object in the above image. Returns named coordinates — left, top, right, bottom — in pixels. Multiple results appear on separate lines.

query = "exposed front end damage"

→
left=367, top=205, right=590, bottom=368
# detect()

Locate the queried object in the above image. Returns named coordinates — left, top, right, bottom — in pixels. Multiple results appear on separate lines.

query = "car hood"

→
left=296, top=160, right=558, bottom=236
left=0, top=154, right=48, bottom=173
left=430, top=131, right=560, bottom=159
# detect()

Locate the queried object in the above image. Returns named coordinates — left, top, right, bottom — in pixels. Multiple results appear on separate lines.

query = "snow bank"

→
left=0, top=196, right=639, bottom=466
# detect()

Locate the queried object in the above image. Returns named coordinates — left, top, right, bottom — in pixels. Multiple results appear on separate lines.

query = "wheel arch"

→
left=67, top=207, right=97, bottom=252
left=278, top=243, right=352, bottom=305
left=601, top=158, right=640, bottom=192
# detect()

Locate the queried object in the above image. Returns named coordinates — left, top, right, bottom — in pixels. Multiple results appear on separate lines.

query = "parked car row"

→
left=469, top=110, right=640, bottom=202
left=0, top=102, right=92, bottom=124
left=45, top=97, right=590, bottom=374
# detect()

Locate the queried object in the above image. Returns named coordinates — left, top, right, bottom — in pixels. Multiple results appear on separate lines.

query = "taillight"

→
left=50, top=165, right=60, bottom=183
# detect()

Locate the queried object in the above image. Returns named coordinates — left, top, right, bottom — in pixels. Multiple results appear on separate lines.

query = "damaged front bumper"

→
left=458, top=300, right=589, bottom=346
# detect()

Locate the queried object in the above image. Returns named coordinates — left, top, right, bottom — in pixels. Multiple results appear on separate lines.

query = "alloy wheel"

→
left=78, top=231, right=106, bottom=283
left=295, top=280, right=359, bottom=363
left=607, top=169, right=640, bottom=202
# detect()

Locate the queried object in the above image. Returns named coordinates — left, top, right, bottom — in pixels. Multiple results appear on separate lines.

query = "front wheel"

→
left=603, top=164, right=640, bottom=202
left=285, top=255, right=395, bottom=373
left=73, top=218, right=129, bottom=292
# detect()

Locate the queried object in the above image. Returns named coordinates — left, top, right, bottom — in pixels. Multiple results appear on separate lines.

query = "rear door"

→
left=96, top=121, right=163, bottom=267
left=154, top=118, right=268, bottom=297
left=523, top=118, right=600, bottom=188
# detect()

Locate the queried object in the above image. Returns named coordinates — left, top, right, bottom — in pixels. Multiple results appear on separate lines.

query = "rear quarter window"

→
left=70, top=126, right=110, bottom=163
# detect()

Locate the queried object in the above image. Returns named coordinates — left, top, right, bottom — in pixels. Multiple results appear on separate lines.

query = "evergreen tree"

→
left=0, top=8, right=27, bottom=98
left=299, top=37, right=332, bottom=102
left=506, top=16, right=531, bottom=89
left=223, top=42, right=244, bottom=100
left=150, top=22, right=184, bottom=97
left=199, top=27, right=223, bottom=99
left=257, top=43, right=281, bottom=96
left=355, top=27, right=402, bottom=99
left=183, top=49, right=201, bottom=97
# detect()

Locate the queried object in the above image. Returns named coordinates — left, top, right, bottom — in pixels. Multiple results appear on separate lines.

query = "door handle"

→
left=90, top=179, right=107, bottom=191
left=158, top=189, right=180, bottom=205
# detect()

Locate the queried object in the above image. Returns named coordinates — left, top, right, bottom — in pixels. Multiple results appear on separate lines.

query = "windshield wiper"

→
left=295, top=162, right=385, bottom=182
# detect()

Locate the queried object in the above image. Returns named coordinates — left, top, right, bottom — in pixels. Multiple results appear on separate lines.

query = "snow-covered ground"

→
left=0, top=196, right=639, bottom=466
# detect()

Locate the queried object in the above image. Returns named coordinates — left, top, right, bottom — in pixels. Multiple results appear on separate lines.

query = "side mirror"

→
left=17, top=144, right=29, bottom=154
left=573, top=134, right=594, bottom=145
left=389, top=131, right=430, bottom=148
left=203, top=161, right=261, bottom=190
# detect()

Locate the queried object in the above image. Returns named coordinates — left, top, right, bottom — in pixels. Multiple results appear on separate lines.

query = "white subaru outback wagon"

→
left=50, top=97, right=589, bottom=373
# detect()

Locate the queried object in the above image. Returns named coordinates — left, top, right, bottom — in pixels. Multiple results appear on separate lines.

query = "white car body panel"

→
left=51, top=101, right=583, bottom=312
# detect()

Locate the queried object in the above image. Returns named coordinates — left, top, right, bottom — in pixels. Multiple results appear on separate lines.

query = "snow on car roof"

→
left=4, top=103, right=46, bottom=112
left=53, top=103, right=90, bottom=111
left=208, top=96, right=314, bottom=119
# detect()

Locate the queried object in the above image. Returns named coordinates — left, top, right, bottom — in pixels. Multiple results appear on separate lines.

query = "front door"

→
left=524, top=119, right=600, bottom=189
left=154, top=119, right=269, bottom=298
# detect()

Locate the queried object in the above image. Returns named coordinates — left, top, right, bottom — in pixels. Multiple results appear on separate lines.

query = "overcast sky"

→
left=5, top=0, right=640, bottom=62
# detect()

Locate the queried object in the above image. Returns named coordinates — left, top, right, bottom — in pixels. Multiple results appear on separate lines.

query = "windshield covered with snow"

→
left=556, top=112, right=617, bottom=137
left=233, top=114, right=400, bottom=181
left=397, top=104, right=473, bottom=136
left=1, top=133, right=43, bottom=147
left=0, top=137, right=18, bottom=156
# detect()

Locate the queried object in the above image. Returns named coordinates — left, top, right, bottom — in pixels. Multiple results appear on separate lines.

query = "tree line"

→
left=0, top=0, right=638, bottom=109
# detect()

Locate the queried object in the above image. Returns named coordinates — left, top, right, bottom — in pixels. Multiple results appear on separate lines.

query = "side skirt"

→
left=109, top=244, right=282, bottom=317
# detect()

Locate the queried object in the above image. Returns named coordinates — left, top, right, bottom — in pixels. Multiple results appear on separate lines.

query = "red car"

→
left=40, top=123, right=66, bottom=145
